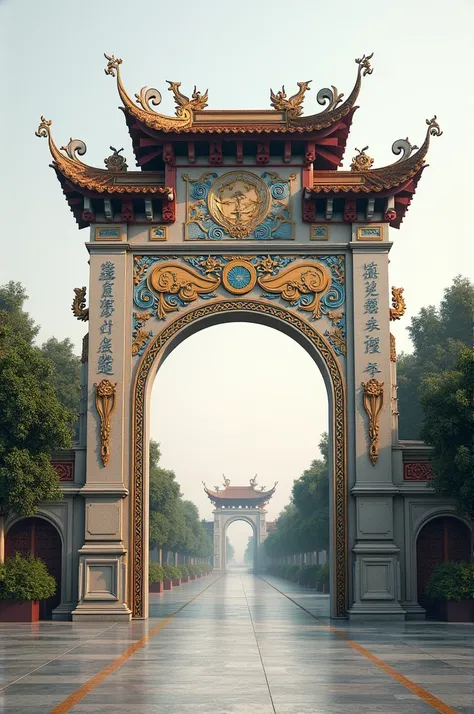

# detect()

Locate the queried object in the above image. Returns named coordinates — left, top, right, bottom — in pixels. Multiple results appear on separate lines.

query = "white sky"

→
left=1, top=0, right=473, bottom=559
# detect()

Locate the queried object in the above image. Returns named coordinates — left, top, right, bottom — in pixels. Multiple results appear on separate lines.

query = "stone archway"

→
left=6, top=517, right=62, bottom=619
left=416, top=515, right=472, bottom=615
left=132, top=300, right=346, bottom=620
left=220, top=515, right=259, bottom=573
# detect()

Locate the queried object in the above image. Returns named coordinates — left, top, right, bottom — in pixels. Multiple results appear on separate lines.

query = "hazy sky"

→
left=1, top=0, right=473, bottom=558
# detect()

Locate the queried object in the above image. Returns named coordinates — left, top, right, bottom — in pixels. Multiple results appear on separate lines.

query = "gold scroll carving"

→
left=258, top=262, right=330, bottom=319
left=72, top=287, right=89, bottom=321
left=390, top=333, right=397, bottom=362
left=361, top=378, right=384, bottom=465
left=389, top=286, right=406, bottom=321
left=146, top=259, right=332, bottom=321
left=148, top=264, right=220, bottom=319
left=94, top=379, right=117, bottom=467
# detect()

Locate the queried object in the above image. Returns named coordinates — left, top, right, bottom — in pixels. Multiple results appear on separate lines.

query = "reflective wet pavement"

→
left=0, top=573, right=473, bottom=713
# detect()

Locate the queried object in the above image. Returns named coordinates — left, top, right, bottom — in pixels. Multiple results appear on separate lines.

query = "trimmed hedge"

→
left=149, top=563, right=165, bottom=584
left=0, top=554, right=56, bottom=601
left=267, top=562, right=329, bottom=588
left=163, top=564, right=181, bottom=581
left=426, top=562, right=474, bottom=602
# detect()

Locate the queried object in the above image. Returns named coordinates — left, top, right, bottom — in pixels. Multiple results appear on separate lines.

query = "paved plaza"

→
left=0, top=573, right=472, bottom=714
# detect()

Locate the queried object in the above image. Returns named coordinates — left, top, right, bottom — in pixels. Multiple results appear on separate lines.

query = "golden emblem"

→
left=208, top=172, right=271, bottom=239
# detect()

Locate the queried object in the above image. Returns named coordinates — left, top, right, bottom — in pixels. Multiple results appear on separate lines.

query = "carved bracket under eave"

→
left=72, top=287, right=89, bottom=322
left=361, top=378, right=384, bottom=465
left=94, top=379, right=117, bottom=467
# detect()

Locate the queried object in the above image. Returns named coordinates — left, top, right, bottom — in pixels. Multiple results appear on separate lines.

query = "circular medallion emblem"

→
left=208, top=171, right=271, bottom=239
left=222, top=260, right=257, bottom=295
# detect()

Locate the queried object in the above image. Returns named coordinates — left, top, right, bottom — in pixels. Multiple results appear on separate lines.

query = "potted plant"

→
left=179, top=564, right=189, bottom=583
left=163, top=564, right=180, bottom=589
left=149, top=563, right=165, bottom=594
left=425, top=562, right=474, bottom=622
left=0, top=553, right=56, bottom=622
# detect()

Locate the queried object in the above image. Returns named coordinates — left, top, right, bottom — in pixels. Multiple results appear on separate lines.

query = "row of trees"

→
left=0, top=281, right=212, bottom=561
left=149, top=440, right=212, bottom=560
left=0, top=282, right=79, bottom=557
left=264, top=433, right=329, bottom=559
left=397, top=276, right=473, bottom=520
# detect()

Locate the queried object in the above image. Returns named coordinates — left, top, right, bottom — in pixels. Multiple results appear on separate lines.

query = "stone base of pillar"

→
left=52, top=602, right=77, bottom=621
left=348, top=603, right=406, bottom=621
left=402, top=602, right=426, bottom=620
left=71, top=603, right=132, bottom=622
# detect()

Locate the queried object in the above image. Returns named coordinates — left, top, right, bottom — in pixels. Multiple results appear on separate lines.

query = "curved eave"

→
left=113, top=54, right=368, bottom=138
left=204, top=487, right=276, bottom=503
left=51, top=162, right=171, bottom=196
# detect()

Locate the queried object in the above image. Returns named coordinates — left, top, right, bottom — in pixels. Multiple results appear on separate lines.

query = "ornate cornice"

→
left=35, top=117, right=173, bottom=196
left=105, top=52, right=373, bottom=135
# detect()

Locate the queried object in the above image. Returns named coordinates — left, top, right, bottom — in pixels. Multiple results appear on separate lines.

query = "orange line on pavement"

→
left=260, top=577, right=460, bottom=714
left=328, top=627, right=459, bottom=714
left=49, top=576, right=221, bottom=714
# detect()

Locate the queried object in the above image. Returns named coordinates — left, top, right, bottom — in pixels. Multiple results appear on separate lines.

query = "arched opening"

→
left=135, top=300, right=345, bottom=619
left=416, top=515, right=472, bottom=616
left=224, top=519, right=257, bottom=573
left=5, top=517, right=62, bottom=620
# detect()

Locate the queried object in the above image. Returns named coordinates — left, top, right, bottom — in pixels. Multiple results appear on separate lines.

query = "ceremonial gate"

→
left=36, top=52, right=442, bottom=621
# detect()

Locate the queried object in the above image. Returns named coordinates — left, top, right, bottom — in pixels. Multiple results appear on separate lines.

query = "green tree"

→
left=244, top=535, right=254, bottom=564
left=292, top=433, right=329, bottom=553
left=148, top=440, right=183, bottom=557
left=0, top=282, right=38, bottom=344
left=397, top=276, right=473, bottom=439
left=420, top=348, right=474, bottom=519
left=148, top=441, right=212, bottom=561
left=264, top=434, right=330, bottom=559
left=40, top=338, right=81, bottom=424
left=0, top=319, right=72, bottom=559
left=226, top=536, right=235, bottom=564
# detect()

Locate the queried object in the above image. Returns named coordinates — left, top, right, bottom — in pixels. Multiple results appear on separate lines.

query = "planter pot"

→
left=172, top=578, right=181, bottom=587
left=0, top=600, right=40, bottom=622
left=438, top=600, right=474, bottom=622
left=149, top=581, right=164, bottom=594
left=181, top=576, right=189, bottom=583
left=164, top=579, right=173, bottom=591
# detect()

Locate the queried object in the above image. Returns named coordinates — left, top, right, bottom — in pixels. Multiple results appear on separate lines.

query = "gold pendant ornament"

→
left=94, top=379, right=117, bottom=467
left=361, top=378, right=384, bottom=465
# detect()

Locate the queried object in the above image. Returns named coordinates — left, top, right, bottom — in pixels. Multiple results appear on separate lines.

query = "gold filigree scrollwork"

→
left=361, top=378, right=384, bottom=465
left=270, top=81, right=311, bottom=119
left=132, top=299, right=347, bottom=619
left=258, top=262, right=331, bottom=320
left=389, top=286, right=406, bottom=321
left=390, top=333, right=397, bottom=362
left=355, top=52, right=374, bottom=77
left=132, top=312, right=152, bottom=357
left=94, top=379, right=117, bottom=467
left=72, top=287, right=89, bottom=321
left=148, top=264, right=220, bottom=319
left=167, top=81, right=209, bottom=114
left=350, top=146, right=374, bottom=171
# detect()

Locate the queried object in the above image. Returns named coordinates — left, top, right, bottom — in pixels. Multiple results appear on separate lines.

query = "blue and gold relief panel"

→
left=132, top=254, right=345, bottom=358
left=183, top=170, right=295, bottom=240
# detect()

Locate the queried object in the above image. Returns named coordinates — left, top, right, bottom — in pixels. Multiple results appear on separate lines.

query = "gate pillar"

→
left=347, top=242, right=405, bottom=620
left=72, top=242, right=133, bottom=622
